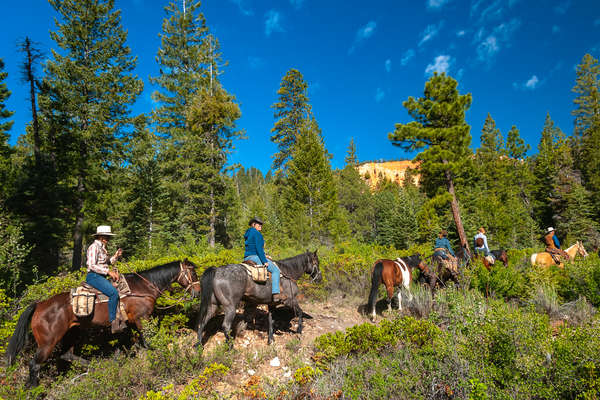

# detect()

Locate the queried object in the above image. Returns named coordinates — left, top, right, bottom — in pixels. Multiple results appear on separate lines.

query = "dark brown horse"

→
left=484, top=249, right=509, bottom=270
left=6, top=259, right=200, bottom=386
left=367, top=255, right=429, bottom=321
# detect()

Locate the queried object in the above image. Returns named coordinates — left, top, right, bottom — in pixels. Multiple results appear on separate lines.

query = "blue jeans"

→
left=86, top=271, right=119, bottom=322
left=244, top=255, right=280, bottom=294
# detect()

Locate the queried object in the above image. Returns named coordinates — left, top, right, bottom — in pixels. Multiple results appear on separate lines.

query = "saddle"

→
left=71, top=274, right=131, bottom=318
left=241, top=260, right=270, bottom=283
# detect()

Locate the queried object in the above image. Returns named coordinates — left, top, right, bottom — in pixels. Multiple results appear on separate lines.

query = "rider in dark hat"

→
left=244, top=217, right=286, bottom=302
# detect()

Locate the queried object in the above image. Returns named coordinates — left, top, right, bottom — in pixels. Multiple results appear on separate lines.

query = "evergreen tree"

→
left=337, top=140, right=373, bottom=241
left=345, top=137, right=358, bottom=166
left=506, top=125, right=530, bottom=159
left=389, top=72, right=472, bottom=250
left=571, top=54, right=600, bottom=209
left=42, top=0, right=143, bottom=269
left=150, top=1, right=219, bottom=244
left=532, top=113, right=571, bottom=228
left=477, top=113, right=505, bottom=160
left=282, top=118, right=338, bottom=244
left=270, top=69, right=312, bottom=174
left=186, top=60, right=243, bottom=246
left=0, top=59, right=14, bottom=202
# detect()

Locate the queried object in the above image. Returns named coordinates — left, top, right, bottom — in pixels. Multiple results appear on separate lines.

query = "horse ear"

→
left=183, top=258, right=188, bottom=264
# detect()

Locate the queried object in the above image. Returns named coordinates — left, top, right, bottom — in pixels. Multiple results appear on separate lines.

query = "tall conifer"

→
left=389, top=73, right=472, bottom=250
left=42, top=0, right=143, bottom=268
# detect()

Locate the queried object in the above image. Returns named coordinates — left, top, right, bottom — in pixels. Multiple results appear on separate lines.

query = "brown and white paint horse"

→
left=530, top=241, right=588, bottom=268
left=367, top=255, right=429, bottom=321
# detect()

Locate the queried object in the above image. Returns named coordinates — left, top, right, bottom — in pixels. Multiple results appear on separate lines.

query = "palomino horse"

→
left=6, top=260, right=200, bottom=386
left=196, top=251, right=321, bottom=345
left=530, top=241, right=589, bottom=268
left=367, top=255, right=429, bottom=321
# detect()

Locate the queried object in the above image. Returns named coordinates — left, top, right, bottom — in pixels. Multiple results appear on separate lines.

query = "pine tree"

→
left=337, top=139, right=373, bottom=240
left=282, top=118, right=338, bottom=244
left=270, top=69, right=312, bottom=174
left=389, top=72, right=472, bottom=250
left=42, top=0, right=143, bottom=269
left=533, top=113, right=571, bottom=228
left=0, top=59, right=14, bottom=202
left=477, top=113, right=505, bottom=160
left=150, top=1, right=218, bottom=244
left=506, top=125, right=530, bottom=159
left=572, top=53, right=600, bottom=209
left=186, top=58, right=243, bottom=246
left=345, top=137, right=358, bottom=166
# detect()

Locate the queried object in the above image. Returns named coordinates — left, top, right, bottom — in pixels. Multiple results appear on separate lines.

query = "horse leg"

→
left=196, top=303, right=218, bottom=346
left=28, top=344, right=55, bottom=387
left=59, top=327, right=89, bottom=365
left=386, top=283, right=394, bottom=312
left=221, top=305, right=237, bottom=348
left=267, top=305, right=274, bottom=345
left=293, top=301, right=304, bottom=334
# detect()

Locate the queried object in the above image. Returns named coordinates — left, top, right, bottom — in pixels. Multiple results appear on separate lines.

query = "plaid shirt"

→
left=86, top=239, right=117, bottom=275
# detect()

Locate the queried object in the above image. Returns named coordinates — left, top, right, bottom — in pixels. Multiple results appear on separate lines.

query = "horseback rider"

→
left=544, top=227, right=569, bottom=262
left=433, top=230, right=456, bottom=261
left=473, top=227, right=491, bottom=258
left=243, top=217, right=287, bottom=303
left=85, top=225, right=124, bottom=333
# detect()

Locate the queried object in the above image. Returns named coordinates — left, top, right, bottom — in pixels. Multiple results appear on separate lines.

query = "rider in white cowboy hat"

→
left=85, top=226, right=124, bottom=333
left=544, top=227, right=569, bottom=261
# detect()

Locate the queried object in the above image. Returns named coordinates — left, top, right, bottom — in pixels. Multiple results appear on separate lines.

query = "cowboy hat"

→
left=546, top=227, right=555, bottom=233
left=248, top=217, right=264, bottom=226
left=94, top=225, right=116, bottom=236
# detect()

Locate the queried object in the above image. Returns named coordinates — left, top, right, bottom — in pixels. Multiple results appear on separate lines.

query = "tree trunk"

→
left=72, top=175, right=85, bottom=270
left=209, top=186, right=215, bottom=248
left=445, top=170, right=469, bottom=251
left=23, top=38, right=41, bottom=167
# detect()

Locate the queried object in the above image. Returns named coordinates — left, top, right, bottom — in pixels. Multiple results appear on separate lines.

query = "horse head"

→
left=307, top=250, right=322, bottom=283
left=177, top=258, right=201, bottom=297
left=576, top=241, right=589, bottom=258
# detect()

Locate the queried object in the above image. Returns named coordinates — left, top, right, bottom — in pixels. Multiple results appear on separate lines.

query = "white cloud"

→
left=248, top=56, right=264, bottom=69
left=229, top=0, right=253, bottom=16
left=425, top=55, right=451, bottom=75
left=401, top=49, right=415, bottom=66
left=290, top=0, right=305, bottom=9
left=419, top=21, right=444, bottom=46
left=457, top=30, right=466, bottom=37
left=385, top=59, right=392, bottom=72
left=476, top=18, right=521, bottom=63
left=554, top=0, right=571, bottom=14
left=477, top=36, right=499, bottom=60
left=525, top=75, right=539, bottom=89
left=265, top=10, right=284, bottom=36
left=427, top=0, right=451, bottom=10
left=349, top=21, right=377, bottom=54
left=375, top=88, right=385, bottom=103
left=552, top=25, right=560, bottom=34
left=456, top=68, right=465, bottom=81
left=513, top=74, right=542, bottom=90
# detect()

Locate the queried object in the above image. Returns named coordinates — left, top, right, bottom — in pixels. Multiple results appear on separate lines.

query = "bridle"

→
left=176, top=261, right=201, bottom=293
left=307, top=254, right=321, bottom=282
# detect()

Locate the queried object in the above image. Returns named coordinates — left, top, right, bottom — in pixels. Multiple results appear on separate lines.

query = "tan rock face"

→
left=357, top=160, right=420, bottom=189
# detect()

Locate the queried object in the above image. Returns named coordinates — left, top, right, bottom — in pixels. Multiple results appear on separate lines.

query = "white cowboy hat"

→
left=546, top=227, right=555, bottom=233
left=94, top=225, right=116, bottom=236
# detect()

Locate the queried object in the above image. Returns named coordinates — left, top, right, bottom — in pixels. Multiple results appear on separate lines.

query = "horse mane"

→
left=275, top=252, right=310, bottom=276
left=125, top=260, right=181, bottom=290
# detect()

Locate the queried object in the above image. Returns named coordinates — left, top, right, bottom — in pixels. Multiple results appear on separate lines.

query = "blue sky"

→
left=2, top=0, right=599, bottom=172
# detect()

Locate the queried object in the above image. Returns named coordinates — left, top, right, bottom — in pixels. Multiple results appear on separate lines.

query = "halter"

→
left=307, top=254, right=320, bottom=282
left=177, top=261, right=201, bottom=293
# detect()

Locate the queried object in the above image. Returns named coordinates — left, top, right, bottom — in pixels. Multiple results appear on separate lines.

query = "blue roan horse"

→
left=196, top=251, right=322, bottom=345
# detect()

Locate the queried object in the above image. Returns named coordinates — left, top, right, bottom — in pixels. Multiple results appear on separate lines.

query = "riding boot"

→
left=111, top=319, right=125, bottom=334
left=272, top=293, right=287, bottom=303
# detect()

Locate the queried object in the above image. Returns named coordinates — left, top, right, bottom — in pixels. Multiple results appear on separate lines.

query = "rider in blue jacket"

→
left=244, top=217, right=286, bottom=302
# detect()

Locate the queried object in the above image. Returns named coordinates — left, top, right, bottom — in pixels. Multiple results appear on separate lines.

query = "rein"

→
left=132, top=262, right=199, bottom=309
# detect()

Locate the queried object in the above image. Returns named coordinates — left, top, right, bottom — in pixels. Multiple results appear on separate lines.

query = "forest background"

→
left=1, top=1, right=600, bottom=398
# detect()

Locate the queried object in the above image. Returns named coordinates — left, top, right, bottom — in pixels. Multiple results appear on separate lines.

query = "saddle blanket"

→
left=484, top=255, right=495, bottom=265
left=241, top=261, right=271, bottom=283
left=71, top=274, right=131, bottom=318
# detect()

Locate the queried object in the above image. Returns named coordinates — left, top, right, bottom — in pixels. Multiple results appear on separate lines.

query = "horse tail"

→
left=367, top=262, right=384, bottom=315
left=6, top=303, right=37, bottom=366
left=198, top=267, right=216, bottom=326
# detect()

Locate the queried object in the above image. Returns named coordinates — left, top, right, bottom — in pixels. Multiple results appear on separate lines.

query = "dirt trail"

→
left=199, top=294, right=368, bottom=393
